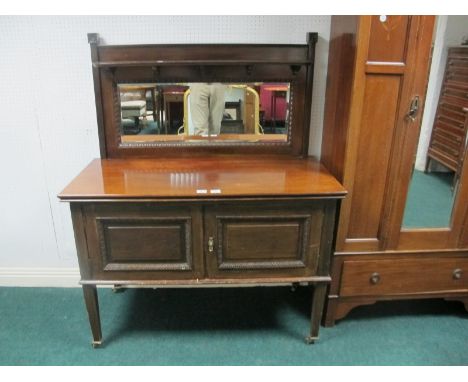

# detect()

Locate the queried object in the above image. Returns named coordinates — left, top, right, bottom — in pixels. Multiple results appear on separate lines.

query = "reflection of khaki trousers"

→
left=190, top=83, right=226, bottom=135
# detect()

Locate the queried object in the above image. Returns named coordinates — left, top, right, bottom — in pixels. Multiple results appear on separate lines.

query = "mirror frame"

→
left=88, top=33, right=318, bottom=158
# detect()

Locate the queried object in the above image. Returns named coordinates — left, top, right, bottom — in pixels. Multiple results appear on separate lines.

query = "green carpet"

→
left=0, top=286, right=467, bottom=365
left=403, top=170, right=455, bottom=228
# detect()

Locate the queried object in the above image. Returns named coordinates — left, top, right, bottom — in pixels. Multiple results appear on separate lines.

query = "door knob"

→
left=453, top=269, right=462, bottom=280
left=370, top=272, right=381, bottom=285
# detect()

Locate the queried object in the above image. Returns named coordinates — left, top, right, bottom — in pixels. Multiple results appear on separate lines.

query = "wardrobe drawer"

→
left=340, top=257, right=468, bottom=297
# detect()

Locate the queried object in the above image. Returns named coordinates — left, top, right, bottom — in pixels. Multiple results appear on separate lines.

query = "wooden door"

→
left=323, top=16, right=436, bottom=253
left=81, top=203, right=204, bottom=281
left=203, top=202, right=336, bottom=280
left=384, top=45, right=468, bottom=250
left=244, top=88, right=256, bottom=134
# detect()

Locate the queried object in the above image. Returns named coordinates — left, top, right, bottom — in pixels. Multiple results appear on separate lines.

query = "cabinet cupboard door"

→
left=204, top=202, right=333, bottom=279
left=82, top=203, right=204, bottom=280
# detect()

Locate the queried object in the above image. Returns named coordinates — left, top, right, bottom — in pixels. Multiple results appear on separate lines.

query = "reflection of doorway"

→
left=402, top=15, right=468, bottom=228
left=163, top=86, right=188, bottom=134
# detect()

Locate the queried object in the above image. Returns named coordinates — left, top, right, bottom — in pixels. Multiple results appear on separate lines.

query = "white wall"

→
left=415, top=15, right=468, bottom=171
left=0, top=16, right=331, bottom=286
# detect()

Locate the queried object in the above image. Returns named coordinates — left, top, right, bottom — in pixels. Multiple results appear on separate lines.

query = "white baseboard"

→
left=0, top=267, right=81, bottom=287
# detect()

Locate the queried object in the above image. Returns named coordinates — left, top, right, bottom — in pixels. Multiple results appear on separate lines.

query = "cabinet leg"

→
left=82, top=285, right=102, bottom=348
left=305, top=283, right=327, bottom=344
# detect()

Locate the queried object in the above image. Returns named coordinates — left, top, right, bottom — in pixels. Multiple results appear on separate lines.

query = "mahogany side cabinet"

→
left=58, top=33, right=346, bottom=346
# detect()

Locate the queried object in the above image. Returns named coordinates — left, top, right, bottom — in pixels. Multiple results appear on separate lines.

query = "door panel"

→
left=367, top=16, right=410, bottom=63
left=204, top=203, right=327, bottom=278
left=347, top=74, right=401, bottom=239
left=336, top=16, right=436, bottom=252
left=83, top=203, right=204, bottom=280
left=97, top=217, right=191, bottom=270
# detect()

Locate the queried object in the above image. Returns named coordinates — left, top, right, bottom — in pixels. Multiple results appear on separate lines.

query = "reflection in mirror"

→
left=402, top=16, right=468, bottom=228
left=118, top=82, right=290, bottom=143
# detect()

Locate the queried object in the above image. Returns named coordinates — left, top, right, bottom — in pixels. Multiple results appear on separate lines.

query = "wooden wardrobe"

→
left=321, top=16, right=468, bottom=325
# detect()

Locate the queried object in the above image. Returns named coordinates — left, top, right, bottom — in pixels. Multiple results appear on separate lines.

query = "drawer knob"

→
left=370, top=272, right=381, bottom=285
left=453, top=269, right=462, bottom=280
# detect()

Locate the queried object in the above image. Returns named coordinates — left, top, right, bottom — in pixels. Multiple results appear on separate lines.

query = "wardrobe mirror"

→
left=402, top=16, right=468, bottom=228
left=118, top=82, right=290, bottom=144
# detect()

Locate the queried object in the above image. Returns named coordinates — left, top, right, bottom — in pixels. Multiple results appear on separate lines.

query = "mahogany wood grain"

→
left=365, top=63, right=406, bottom=75
left=322, top=16, right=439, bottom=254
left=307, top=283, right=328, bottom=343
left=324, top=249, right=468, bottom=325
left=324, top=16, right=370, bottom=252
left=340, top=257, right=468, bottom=297
left=327, top=249, right=468, bottom=295
left=346, top=74, right=401, bottom=241
left=381, top=15, right=441, bottom=250
left=97, top=44, right=311, bottom=63
left=367, top=16, right=410, bottom=63
left=72, top=197, right=340, bottom=343
left=321, top=15, right=359, bottom=183
left=397, top=229, right=451, bottom=250
left=319, top=16, right=468, bottom=325
left=204, top=203, right=328, bottom=279
left=324, top=297, right=377, bottom=326
left=58, top=156, right=346, bottom=200
left=66, top=33, right=341, bottom=345
left=461, top=212, right=468, bottom=248
left=81, top=203, right=205, bottom=281
left=82, top=285, right=102, bottom=346
left=88, top=34, right=107, bottom=158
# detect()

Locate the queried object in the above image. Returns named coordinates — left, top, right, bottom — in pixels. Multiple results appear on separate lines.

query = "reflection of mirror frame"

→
left=88, top=33, right=317, bottom=158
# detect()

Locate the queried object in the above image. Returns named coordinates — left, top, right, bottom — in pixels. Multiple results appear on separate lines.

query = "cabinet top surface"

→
left=58, top=156, right=346, bottom=200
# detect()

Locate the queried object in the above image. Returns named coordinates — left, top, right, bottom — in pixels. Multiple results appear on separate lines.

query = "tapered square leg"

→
left=82, top=285, right=102, bottom=347
left=305, top=283, right=327, bottom=344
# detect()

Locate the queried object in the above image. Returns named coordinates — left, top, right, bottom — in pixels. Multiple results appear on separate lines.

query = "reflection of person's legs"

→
left=208, top=84, right=226, bottom=135
left=190, top=84, right=210, bottom=135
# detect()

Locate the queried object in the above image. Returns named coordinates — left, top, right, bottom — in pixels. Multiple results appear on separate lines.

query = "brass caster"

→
left=305, top=336, right=317, bottom=345
left=92, top=340, right=102, bottom=348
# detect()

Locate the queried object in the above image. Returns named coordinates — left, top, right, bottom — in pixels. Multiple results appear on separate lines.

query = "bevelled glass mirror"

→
left=117, top=82, right=290, bottom=144
left=402, top=16, right=468, bottom=228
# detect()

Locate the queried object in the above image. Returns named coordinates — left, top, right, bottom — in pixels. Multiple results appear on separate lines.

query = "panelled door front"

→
left=204, top=202, right=333, bottom=279
left=337, top=16, right=435, bottom=252
left=82, top=203, right=204, bottom=281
